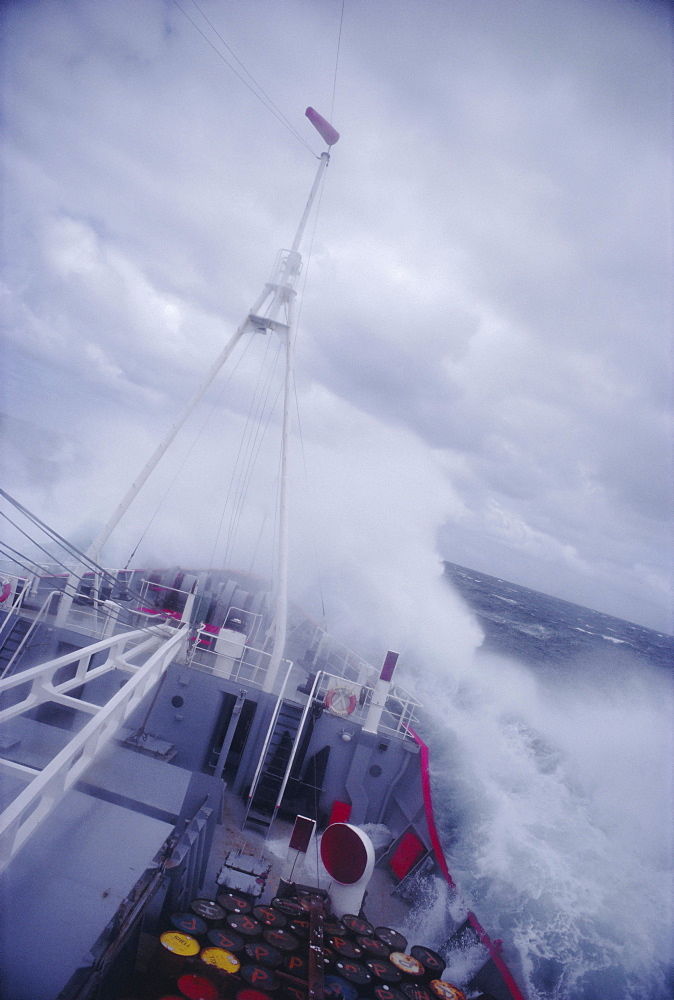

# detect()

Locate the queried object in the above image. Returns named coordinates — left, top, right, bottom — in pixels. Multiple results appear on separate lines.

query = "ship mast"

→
left=57, top=109, right=339, bottom=695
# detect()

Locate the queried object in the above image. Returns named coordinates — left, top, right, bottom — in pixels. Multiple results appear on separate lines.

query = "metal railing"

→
left=315, top=670, right=422, bottom=739
left=188, top=627, right=291, bottom=692
left=0, top=623, right=187, bottom=870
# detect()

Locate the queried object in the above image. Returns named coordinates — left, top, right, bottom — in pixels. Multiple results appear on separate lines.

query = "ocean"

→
left=407, top=563, right=673, bottom=1000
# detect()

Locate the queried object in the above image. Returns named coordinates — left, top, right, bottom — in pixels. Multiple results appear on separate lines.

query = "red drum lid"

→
left=176, top=973, right=220, bottom=1000
left=237, top=991, right=274, bottom=1000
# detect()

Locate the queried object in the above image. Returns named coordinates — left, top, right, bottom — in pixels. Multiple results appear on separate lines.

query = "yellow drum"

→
left=200, top=946, right=241, bottom=974
left=152, top=930, right=200, bottom=979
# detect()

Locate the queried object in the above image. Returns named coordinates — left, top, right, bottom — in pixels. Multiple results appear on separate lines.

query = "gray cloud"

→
left=1, top=0, right=671, bottom=631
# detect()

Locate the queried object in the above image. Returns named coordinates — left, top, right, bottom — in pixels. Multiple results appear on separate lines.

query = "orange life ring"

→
left=0, top=580, right=11, bottom=603
left=325, top=687, right=357, bottom=717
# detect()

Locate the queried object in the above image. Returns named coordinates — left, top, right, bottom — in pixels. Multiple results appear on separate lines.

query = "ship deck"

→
left=202, top=786, right=413, bottom=932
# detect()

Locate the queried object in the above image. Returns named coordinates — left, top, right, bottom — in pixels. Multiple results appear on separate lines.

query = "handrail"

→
left=0, top=624, right=187, bottom=871
left=0, top=624, right=173, bottom=725
left=0, top=589, right=61, bottom=680
left=272, top=669, right=323, bottom=819
left=244, top=658, right=294, bottom=824
left=315, top=670, right=421, bottom=738
left=0, top=575, right=30, bottom=646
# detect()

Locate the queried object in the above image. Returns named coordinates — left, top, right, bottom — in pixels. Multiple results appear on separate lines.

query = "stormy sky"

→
left=1, top=0, right=672, bottom=634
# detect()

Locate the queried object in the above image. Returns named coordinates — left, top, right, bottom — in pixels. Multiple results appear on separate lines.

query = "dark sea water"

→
left=443, top=561, right=673, bottom=674
left=408, top=563, right=673, bottom=1000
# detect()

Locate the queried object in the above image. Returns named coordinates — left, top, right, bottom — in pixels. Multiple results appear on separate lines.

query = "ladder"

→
left=0, top=618, right=31, bottom=677
left=244, top=672, right=322, bottom=833
left=244, top=700, right=304, bottom=830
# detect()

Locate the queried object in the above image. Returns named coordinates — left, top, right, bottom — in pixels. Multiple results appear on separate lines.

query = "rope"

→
left=331, top=0, right=346, bottom=120
left=172, top=0, right=318, bottom=157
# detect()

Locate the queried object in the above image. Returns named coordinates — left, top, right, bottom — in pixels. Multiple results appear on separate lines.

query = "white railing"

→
left=315, top=670, right=422, bottom=739
left=188, top=629, right=291, bottom=692
left=0, top=584, right=54, bottom=679
left=0, top=624, right=187, bottom=870
left=135, top=578, right=192, bottom=618
left=244, top=658, right=295, bottom=824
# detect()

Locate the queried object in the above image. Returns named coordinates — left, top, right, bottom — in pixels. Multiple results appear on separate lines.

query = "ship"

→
left=0, top=110, right=526, bottom=1000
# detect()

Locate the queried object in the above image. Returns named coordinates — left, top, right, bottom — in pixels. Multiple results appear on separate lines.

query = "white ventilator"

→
left=320, top=822, right=375, bottom=918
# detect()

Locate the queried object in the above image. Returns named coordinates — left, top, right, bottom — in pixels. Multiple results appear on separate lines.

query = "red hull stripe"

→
left=406, top=728, right=526, bottom=1000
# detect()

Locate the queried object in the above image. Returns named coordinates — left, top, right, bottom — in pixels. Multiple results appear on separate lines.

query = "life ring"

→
left=0, top=579, right=11, bottom=603
left=325, top=687, right=357, bottom=717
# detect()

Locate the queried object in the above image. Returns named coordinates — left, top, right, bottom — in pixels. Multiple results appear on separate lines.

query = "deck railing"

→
left=187, top=626, right=292, bottom=691
left=0, top=623, right=187, bottom=871
left=315, top=670, right=421, bottom=739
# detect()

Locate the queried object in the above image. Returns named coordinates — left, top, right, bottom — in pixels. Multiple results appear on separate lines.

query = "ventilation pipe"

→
left=363, top=650, right=399, bottom=734
left=320, top=823, right=375, bottom=918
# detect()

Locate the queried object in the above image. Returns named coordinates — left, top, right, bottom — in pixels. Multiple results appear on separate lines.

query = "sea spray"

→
left=401, top=626, right=673, bottom=1000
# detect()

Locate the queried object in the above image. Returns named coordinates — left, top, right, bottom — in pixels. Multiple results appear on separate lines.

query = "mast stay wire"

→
left=122, top=329, right=257, bottom=570
left=210, top=334, right=282, bottom=574
left=0, top=540, right=65, bottom=585
left=172, top=0, right=319, bottom=157
left=221, top=352, right=285, bottom=572
left=331, top=0, right=346, bottom=120
left=0, top=492, right=179, bottom=635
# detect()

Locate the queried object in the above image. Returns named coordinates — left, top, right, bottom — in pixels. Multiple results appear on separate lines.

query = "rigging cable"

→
left=123, top=330, right=256, bottom=570
left=0, top=491, right=181, bottom=635
left=0, top=509, right=90, bottom=593
left=172, top=0, right=318, bottom=157
left=0, top=541, right=58, bottom=584
left=221, top=341, right=284, bottom=568
left=209, top=334, right=281, bottom=573
left=331, top=0, right=346, bottom=120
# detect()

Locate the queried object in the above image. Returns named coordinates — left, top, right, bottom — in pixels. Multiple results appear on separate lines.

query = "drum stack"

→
left=130, top=886, right=478, bottom=1000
